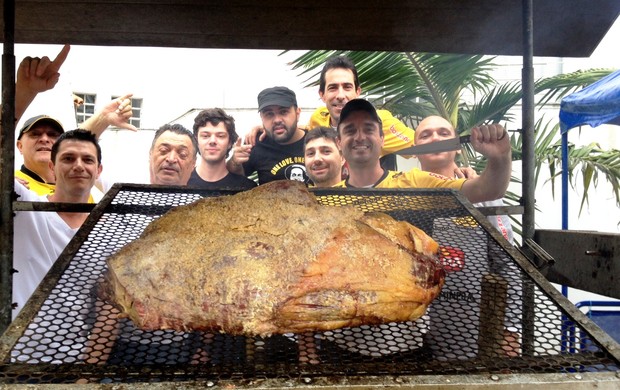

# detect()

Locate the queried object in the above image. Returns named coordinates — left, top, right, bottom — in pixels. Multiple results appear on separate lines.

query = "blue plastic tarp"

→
left=559, top=69, right=620, bottom=134
left=559, top=69, right=620, bottom=230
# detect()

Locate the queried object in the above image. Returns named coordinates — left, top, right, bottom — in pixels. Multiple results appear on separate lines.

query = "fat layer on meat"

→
left=102, top=180, right=445, bottom=337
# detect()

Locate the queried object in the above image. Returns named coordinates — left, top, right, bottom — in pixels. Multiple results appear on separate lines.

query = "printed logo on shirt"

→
left=495, top=215, right=510, bottom=241
left=270, top=157, right=305, bottom=176
left=428, top=172, right=454, bottom=181
left=284, top=164, right=308, bottom=183
left=388, top=124, right=411, bottom=143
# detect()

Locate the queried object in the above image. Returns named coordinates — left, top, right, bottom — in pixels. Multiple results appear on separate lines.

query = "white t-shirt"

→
left=12, top=181, right=78, bottom=320
left=474, top=198, right=514, bottom=244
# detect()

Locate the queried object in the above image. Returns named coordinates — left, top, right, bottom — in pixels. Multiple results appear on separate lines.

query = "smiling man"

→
left=13, top=129, right=103, bottom=319
left=12, top=46, right=134, bottom=200
left=15, top=115, right=65, bottom=194
left=304, top=126, right=344, bottom=187
left=229, top=86, right=309, bottom=185
left=415, top=115, right=514, bottom=243
left=308, top=56, right=417, bottom=170
left=188, top=108, right=257, bottom=190
left=335, top=99, right=512, bottom=205
left=148, top=124, right=198, bottom=186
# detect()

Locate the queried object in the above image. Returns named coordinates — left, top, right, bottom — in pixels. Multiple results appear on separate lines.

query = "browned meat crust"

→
left=102, top=180, right=444, bottom=337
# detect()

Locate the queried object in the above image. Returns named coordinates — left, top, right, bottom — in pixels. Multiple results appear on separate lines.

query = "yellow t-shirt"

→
left=14, top=169, right=98, bottom=203
left=308, top=106, right=415, bottom=156
left=15, top=170, right=56, bottom=195
left=334, top=169, right=466, bottom=189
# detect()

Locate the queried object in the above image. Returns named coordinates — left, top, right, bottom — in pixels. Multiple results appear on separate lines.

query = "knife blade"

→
left=395, top=135, right=470, bottom=155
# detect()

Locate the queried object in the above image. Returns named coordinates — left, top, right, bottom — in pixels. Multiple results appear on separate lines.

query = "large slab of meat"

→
left=102, top=180, right=445, bottom=337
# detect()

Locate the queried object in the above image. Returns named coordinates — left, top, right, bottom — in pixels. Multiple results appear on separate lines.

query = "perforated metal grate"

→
left=1, top=184, right=618, bottom=385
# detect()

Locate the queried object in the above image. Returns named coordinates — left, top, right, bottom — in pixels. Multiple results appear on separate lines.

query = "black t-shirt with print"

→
left=243, top=132, right=309, bottom=185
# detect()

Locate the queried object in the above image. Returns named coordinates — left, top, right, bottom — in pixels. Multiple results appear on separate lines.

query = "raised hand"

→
left=14, top=45, right=71, bottom=121
left=470, top=124, right=510, bottom=161
left=16, top=44, right=70, bottom=95
left=107, top=94, right=138, bottom=132
left=81, top=94, right=138, bottom=138
left=244, top=125, right=266, bottom=145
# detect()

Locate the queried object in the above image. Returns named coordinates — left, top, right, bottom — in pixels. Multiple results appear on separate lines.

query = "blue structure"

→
left=558, top=70, right=620, bottom=345
left=559, top=69, right=620, bottom=230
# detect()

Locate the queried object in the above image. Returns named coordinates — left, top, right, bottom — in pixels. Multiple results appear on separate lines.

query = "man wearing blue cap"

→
left=228, top=86, right=309, bottom=185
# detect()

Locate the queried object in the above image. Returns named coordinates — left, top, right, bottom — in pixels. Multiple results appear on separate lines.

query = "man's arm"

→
left=81, top=94, right=137, bottom=139
left=460, top=124, right=512, bottom=204
left=13, top=45, right=70, bottom=122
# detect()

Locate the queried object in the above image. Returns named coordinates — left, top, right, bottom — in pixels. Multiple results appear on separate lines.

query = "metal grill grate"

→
left=1, top=184, right=618, bottom=385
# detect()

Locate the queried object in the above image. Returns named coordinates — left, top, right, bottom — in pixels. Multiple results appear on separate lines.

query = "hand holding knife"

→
left=395, top=135, right=471, bottom=156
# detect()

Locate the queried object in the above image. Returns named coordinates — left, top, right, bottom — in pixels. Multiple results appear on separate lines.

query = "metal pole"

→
left=0, top=0, right=16, bottom=334
left=520, top=0, right=536, bottom=356
left=521, top=0, right=535, bottom=243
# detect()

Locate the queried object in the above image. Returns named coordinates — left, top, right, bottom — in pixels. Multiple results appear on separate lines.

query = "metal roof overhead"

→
left=1, top=0, right=619, bottom=57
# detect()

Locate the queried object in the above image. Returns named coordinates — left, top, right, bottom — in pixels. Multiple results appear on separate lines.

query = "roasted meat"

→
left=102, top=180, right=445, bottom=337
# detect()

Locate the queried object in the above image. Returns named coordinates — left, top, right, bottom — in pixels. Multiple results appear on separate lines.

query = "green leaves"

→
left=288, top=51, right=620, bottom=225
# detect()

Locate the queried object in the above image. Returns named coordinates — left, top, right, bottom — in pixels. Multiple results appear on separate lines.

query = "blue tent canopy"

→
left=558, top=69, right=620, bottom=230
left=560, top=69, right=620, bottom=134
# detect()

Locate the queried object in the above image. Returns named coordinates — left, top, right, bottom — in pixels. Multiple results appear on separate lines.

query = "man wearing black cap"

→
left=335, top=99, right=512, bottom=204
left=228, top=86, right=309, bottom=185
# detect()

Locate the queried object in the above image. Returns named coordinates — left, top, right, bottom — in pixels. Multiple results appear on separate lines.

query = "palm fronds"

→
left=288, top=50, right=620, bottom=224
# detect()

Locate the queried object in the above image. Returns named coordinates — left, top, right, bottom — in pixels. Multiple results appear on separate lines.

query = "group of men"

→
left=8, top=45, right=513, bottom=325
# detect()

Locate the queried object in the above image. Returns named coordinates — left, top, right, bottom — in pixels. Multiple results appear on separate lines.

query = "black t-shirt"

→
left=187, top=170, right=257, bottom=190
left=243, top=133, right=309, bottom=185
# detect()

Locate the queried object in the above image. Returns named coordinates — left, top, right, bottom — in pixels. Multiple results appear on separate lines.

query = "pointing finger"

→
left=49, top=44, right=70, bottom=73
left=119, top=123, right=139, bottom=132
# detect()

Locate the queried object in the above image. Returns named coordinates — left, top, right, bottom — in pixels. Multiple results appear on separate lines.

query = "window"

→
left=74, top=93, right=96, bottom=124
left=112, top=96, right=143, bottom=128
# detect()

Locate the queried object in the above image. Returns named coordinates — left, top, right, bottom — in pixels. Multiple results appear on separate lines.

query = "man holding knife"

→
left=333, top=99, right=512, bottom=204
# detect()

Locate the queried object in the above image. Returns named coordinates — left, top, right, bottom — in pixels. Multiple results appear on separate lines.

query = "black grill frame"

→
left=1, top=183, right=618, bottom=386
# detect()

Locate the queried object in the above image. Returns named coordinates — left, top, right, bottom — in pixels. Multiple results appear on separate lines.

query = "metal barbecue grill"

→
left=1, top=183, right=619, bottom=387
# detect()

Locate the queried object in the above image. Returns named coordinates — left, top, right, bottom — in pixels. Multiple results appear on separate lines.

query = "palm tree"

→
left=287, top=51, right=620, bottom=236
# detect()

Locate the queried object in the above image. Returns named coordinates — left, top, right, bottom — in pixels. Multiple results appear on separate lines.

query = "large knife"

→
left=395, top=135, right=470, bottom=155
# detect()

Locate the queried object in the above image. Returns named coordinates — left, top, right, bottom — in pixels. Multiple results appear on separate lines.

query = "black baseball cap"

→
left=257, top=86, right=298, bottom=112
left=338, top=99, right=382, bottom=128
left=17, top=115, right=64, bottom=140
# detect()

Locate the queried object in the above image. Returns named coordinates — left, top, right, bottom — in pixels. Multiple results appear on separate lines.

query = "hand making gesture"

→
left=14, top=45, right=71, bottom=121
